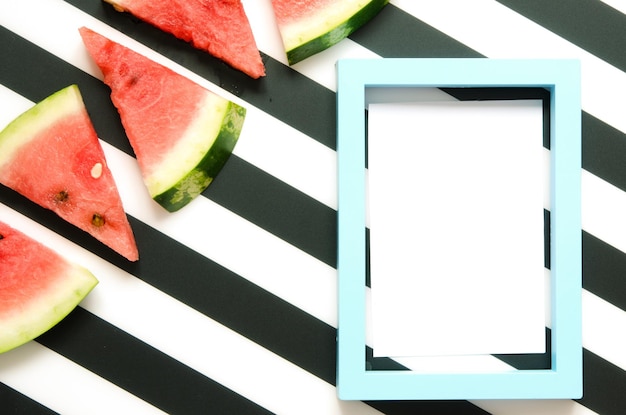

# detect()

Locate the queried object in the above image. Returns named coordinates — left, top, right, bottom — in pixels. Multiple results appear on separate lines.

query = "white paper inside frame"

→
left=368, top=100, right=546, bottom=358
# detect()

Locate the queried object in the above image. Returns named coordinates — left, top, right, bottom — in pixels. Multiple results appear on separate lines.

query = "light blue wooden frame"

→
left=336, top=59, right=582, bottom=400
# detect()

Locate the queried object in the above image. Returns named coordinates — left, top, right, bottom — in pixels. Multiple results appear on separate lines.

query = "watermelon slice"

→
left=79, top=27, right=246, bottom=212
left=0, top=221, right=98, bottom=354
left=103, top=0, right=265, bottom=79
left=0, top=85, right=139, bottom=261
left=270, top=0, right=389, bottom=64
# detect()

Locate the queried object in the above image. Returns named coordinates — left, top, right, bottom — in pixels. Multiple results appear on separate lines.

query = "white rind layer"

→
left=143, top=92, right=229, bottom=198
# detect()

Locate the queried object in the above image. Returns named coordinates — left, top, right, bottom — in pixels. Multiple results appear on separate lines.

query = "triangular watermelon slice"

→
left=103, top=0, right=265, bottom=79
left=79, top=27, right=246, bottom=213
left=0, top=85, right=139, bottom=261
left=0, top=221, right=98, bottom=353
left=270, top=0, right=389, bottom=65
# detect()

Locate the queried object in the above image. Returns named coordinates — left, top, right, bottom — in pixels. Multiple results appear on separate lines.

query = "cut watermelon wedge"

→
left=0, top=85, right=139, bottom=261
left=271, top=0, right=389, bottom=64
left=0, top=221, right=98, bottom=354
left=103, top=0, right=265, bottom=79
left=80, top=27, right=246, bottom=212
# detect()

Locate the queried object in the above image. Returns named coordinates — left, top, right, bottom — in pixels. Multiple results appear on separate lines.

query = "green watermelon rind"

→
left=152, top=101, right=246, bottom=212
left=283, top=0, right=389, bottom=65
left=0, top=86, right=80, bottom=169
left=0, top=223, right=98, bottom=354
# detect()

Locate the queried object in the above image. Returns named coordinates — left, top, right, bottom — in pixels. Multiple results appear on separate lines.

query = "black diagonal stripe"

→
left=0, top=183, right=135, bottom=268
left=577, top=349, right=626, bottom=415
left=496, top=0, right=626, bottom=73
left=495, top=333, right=626, bottom=415
left=206, top=156, right=337, bottom=268
left=0, top=383, right=58, bottom=415
left=36, top=307, right=273, bottom=415
left=349, top=4, right=483, bottom=58
left=583, top=231, right=626, bottom=311
left=582, top=113, right=626, bottom=194
left=440, top=87, right=551, bottom=150
left=0, top=26, right=337, bottom=268
left=63, top=0, right=336, bottom=151
left=368, top=399, right=491, bottom=415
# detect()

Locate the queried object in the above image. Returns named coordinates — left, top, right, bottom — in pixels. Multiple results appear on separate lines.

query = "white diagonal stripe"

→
left=0, top=342, right=166, bottom=415
left=582, top=169, right=626, bottom=256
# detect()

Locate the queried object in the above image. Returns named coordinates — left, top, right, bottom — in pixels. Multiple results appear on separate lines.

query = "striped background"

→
left=1, top=0, right=625, bottom=413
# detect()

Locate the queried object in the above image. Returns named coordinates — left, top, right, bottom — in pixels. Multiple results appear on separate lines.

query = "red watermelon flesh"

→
left=0, top=85, right=139, bottom=261
left=271, top=0, right=336, bottom=23
left=104, top=0, right=265, bottom=79
left=0, top=221, right=98, bottom=353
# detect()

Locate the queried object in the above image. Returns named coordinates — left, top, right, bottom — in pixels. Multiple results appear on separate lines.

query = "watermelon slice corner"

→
left=0, top=221, right=98, bottom=354
left=270, top=0, right=389, bottom=65
left=79, top=27, right=246, bottom=213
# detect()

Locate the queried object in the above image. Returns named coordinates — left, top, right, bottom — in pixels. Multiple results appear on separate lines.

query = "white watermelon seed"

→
left=91, top=162, right=103, bottom=179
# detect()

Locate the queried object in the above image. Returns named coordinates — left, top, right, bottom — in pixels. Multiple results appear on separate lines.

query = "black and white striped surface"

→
left=1, top=1, right=625, bottom=413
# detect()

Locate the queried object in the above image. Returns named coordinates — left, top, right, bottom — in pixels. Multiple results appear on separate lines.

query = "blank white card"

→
left=368, top=100, right=546, bottom=357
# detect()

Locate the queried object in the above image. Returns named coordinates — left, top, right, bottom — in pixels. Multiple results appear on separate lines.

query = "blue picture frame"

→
left=336, top=58, right=582, bottom=400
